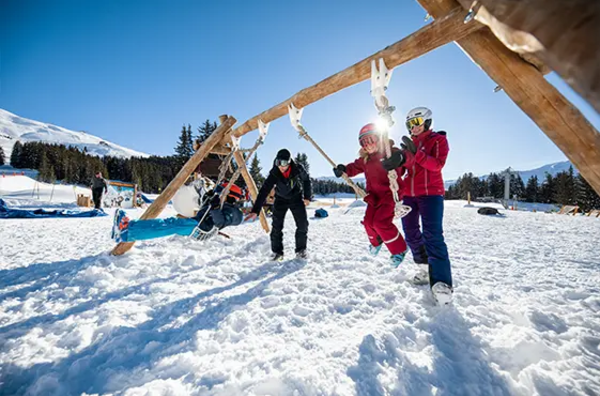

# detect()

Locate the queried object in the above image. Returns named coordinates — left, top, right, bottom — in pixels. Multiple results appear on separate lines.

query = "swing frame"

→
left=112, top=0, right=600, bottom=256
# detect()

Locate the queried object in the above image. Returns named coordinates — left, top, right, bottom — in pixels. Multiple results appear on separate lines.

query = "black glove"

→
left=333, top=164, right=346, bottom=178
left=381, top=150, right=406, bottom=171
left=400, top=136, right=417, bottom=154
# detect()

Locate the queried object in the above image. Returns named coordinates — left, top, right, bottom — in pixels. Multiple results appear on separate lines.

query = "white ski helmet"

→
left=406, top=107, right=433, bottom=131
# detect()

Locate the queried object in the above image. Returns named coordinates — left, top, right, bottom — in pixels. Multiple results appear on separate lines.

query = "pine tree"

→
left=294, top=153, right=310, bottom=176
left=38, top=153, right=56, bottom=183
left=0, top=145, right=5, bottom=166
left=487, top=173, right=504, bottom=198
left=196, top=119, right=217, bottom=144
left=553, top=166, right=576, bottom=205
left=510, top=174, right=525, bottom=200
left=10, top=141, right=23, bottom=167
left=524, top=175, right=539, bottom=202
left=174, top=125, right=194, bottom=159
left=249, top=155, right=265, bottom=188
left=539, top=173, right=555, bottom=203
left=575, top=174, right=600, bottom=211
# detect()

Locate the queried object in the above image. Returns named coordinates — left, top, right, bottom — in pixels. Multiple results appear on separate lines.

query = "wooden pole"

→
left=454, top=0, right=600, bottom=114
left=231, top=140, right=270, bottom=233
left=232, top=7, right=482, bottom=138
left=417, top=0, right=600, bottom=197
left=296, top=125, right=366, bottom=198
left=111, top=115, right=237, bottom=256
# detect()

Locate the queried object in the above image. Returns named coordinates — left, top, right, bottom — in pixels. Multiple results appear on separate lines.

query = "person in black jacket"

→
left=245, top=149, right=311, bottom=260
left=90, top=172, right=108, bottom=210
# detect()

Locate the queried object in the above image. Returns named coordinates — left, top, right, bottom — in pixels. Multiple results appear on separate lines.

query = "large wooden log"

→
left=111, top=116, right=237, bottom=256
left=455, top=0, right=600, bottom=115
left=232, top=148, right=270, bottom=234
left=232, top=7, right=482, bottom=137
left=417, top=0, right=600, bottom=196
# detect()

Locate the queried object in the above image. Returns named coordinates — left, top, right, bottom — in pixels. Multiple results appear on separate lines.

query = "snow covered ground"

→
left=0, top=176, right=91, bottom=209
left=0, top=200, right=599, bottom=395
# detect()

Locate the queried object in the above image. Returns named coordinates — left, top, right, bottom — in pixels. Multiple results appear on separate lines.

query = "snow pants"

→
left=401, top=195, right=452, bottom=287
left=92, top=188, right=104, bottom=209
left=124, top=217, right=199, bottom=241
left=123, top=204, right=243, bottom=242
left=362, top=195, right=407, bottom=255
left=271, top=196, right=308, bottom=255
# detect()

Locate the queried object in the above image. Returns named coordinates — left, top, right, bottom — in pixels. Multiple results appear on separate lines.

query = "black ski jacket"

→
left=90, top=176, right=108, bottom=192
left=251, top=161, right=311, bottom=213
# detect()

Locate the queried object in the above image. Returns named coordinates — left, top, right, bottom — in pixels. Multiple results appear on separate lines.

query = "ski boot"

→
left=369, top=244, right=382, bottom=256
left=432, top=282, right=453, bottom=306
left=390, top=250, right=407, bottom=268
left=111, top=209, right=129, bottom=243
left=412, top=263, right=430, bottom=286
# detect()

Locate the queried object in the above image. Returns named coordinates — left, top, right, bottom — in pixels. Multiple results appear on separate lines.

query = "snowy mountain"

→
left=0, top=108, right=148, bottom=162
left=444, top=160, right=577, bottom=188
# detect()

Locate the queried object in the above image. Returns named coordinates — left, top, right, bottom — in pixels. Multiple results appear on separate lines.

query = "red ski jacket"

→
left=403, top=130, right=448, bottom=197
left=345, top=146, right=407, bottom=202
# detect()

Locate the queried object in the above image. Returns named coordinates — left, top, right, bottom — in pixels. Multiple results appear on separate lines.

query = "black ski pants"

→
left=271, top=196, right=308, bottom=255
left=92, top=188, right=104, bottom=209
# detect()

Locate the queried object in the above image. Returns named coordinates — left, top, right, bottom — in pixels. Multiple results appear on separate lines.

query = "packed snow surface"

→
left=0, top=200, right=598, bottom=395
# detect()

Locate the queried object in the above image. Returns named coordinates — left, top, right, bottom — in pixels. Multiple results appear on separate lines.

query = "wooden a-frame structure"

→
left=112, top=0, right=600, bottom=256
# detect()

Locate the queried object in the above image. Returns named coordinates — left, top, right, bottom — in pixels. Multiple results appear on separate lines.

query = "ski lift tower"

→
left=502, top=167, right=513, bottom=209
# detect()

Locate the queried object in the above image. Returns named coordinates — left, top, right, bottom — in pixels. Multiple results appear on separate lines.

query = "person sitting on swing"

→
left=111, top=182, right=245, bottom=243
left=333, top=123, right=415, bottom=267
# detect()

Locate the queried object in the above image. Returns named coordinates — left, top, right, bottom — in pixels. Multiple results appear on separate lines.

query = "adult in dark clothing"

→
left=245, top=149, right=311, bottom=260
left=90, top=172, right=108, bottom=209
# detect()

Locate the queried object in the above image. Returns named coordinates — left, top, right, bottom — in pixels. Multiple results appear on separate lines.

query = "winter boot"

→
left=412, top=264, right=430, bottom=286
left=431, top=282, right=453, bottom=306
left=271, top=252, right=284, bottom=262
left=390, top=250, right=407, bottom=268
left=296, top=250, right=308, bottom=259
left=111, top=209, right=129, bottom=243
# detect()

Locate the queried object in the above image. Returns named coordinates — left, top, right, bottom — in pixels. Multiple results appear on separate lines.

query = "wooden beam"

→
left=209, top=146, right=232, bottom=156
left=455, top=0, right=600, bottom=114
left=232, top=7, right=482, bottom=137
left=111, top=116, right=237, bottom=256
left=417, top=0, right=600, bottom=196
left=232, top=145, right=270, bottom=234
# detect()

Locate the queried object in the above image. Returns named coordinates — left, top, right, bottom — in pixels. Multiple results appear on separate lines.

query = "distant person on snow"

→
left=333, top=123, right=414, bottom=267
left=111, top=182, right=245, bottom=243
left=90, top=172, right=108, bottom=210
left=381, top=107, right=453, bottom=305
left=245, top=149, right=311, bottom=261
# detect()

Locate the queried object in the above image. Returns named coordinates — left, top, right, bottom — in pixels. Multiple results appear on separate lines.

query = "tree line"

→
left=446, top=167, right=600, bottom=211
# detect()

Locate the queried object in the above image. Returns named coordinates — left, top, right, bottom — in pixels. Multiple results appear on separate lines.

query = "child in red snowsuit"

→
left=333, top=123, right=413, bottom=267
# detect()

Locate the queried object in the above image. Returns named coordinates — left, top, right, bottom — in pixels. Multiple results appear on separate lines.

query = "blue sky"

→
left=1, top=0, right=599, bottom=179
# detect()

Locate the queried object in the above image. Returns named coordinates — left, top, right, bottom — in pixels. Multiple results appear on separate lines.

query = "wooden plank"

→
left=455, top=0, right=600, bottom=114
left=232, top=7, right=482, bottom=137
left=111, top=116, right=237, bottom=256
left=232, top=148, right=270, bottom=234
left=417, top=0, right=600, bottom=196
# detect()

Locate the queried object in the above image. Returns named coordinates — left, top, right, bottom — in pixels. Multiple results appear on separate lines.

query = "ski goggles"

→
left=405, top=116, right=425, bottom=130
left=359, top=134, right=379, bottom=147
left=275, top=158, right=291, bottom=167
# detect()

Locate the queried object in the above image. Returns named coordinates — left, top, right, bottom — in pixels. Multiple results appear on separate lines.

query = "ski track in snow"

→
left=0, top=202, right=599, bottom=395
